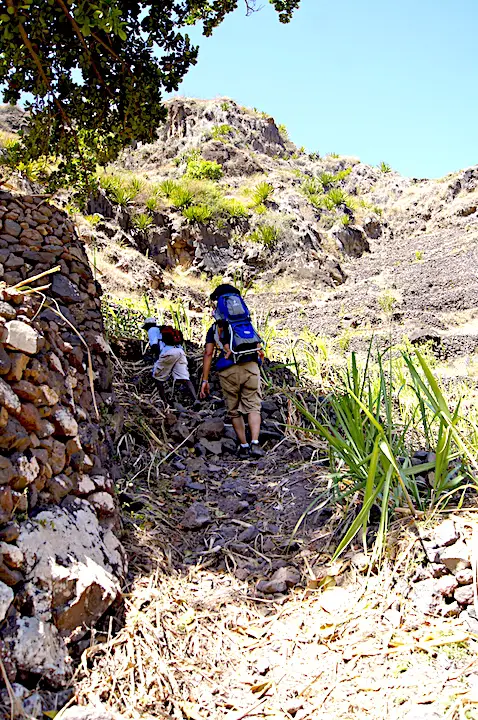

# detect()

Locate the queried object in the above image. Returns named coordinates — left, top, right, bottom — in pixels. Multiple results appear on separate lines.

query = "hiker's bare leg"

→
left=232, top=415, right=247, bottom=445
left=248, top=411, right=261, bottom=443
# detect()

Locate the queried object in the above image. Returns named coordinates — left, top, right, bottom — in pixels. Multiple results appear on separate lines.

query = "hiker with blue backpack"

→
left=200, top=284, right=265, bottom=458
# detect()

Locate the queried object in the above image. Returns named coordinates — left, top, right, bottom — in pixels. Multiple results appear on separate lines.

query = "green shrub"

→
left=221, top=198, right=248, bottom=218
left=301, top=177, right=324, bottom=199
left=328, top=152, right=340, bottom=159
left=170, top=186, right=194, bottom=208
left=334, top=167, right=352, bottom=181
left=249, top=224, right=279, bottom=247
left=252, top=181, right=274, bottom=206
left=340, top=214, right=350, bottom=226
left=220, top=102, right=230, bottom=111
left=292, top=347, right=478, bottom=561
left=128, top=177, right=145, bottom=194
left=185, top=158, right=223, bottom=181
left=379, top=161, right=392, bottom=173
left=132, top=212, right=154, bottom=230
left=182, top=204, right=214, bottom=223
left=211, top=124, right=234, bottom=140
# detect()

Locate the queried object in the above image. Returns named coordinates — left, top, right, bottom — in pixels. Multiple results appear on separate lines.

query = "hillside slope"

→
left=2, top=99, right=478, bottom=356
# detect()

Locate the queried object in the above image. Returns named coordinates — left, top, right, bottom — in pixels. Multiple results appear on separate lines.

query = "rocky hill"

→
left=3, top=99, right=478, bottom=357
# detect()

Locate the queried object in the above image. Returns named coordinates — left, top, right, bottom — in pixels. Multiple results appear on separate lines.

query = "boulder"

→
left=180, top=502, right=211, bottom=530
left=8, top=616, right=71, bottom=688
left=60, top=705, right=119, bottom=720
left=16, top=500, right=126, bottom=644
left=196, top=417, right=225, bottom=440
left=429, top=519, right=459, bottom=548
left=51, top=274, right=82, bottom=303
left=331, top=224, right=370, bottom=258
left=439, top=542, right=471, bottom=572
left=0, top=376, right=21, bottom=413
left=52, top=407, right=78, bottom=437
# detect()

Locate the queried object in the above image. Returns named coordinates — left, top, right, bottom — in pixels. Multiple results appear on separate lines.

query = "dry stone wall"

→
left=0, top=191, right=126, bottom=693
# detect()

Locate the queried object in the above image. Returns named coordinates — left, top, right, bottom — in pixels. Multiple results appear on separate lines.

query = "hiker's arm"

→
left=200, top=342, right=215, bottom=398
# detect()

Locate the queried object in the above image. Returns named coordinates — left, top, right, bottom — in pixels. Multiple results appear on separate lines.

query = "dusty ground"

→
left=72, top=365, right=478, bottom=720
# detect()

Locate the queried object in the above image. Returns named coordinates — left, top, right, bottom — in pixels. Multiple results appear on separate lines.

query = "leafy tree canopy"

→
left=0, top=0, right=300, bottom=196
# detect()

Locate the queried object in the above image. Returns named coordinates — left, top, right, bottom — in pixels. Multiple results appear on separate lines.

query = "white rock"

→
left=60, top=705, right=119, bottom=720
left=88, top=491, right=116, bottom=517
left=0, top=580, right=14, bottom=621
left=5, top=320, right=40, bottom=354
left=12, top=617, right=71, bottom=687
left=52, top=407, right=78, bottom=437
left=77, top=474, right=96, bottom=495
left=17, top=500, right=126, bottom=641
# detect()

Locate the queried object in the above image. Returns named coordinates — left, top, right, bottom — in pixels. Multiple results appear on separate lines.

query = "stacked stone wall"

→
left=0, top=191, right=126, bottom=694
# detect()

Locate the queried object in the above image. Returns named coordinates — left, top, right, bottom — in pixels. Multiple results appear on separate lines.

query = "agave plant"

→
left=182, top=204, right=214, bottom=223
left=291, top=346, right=478, bottom=561
left=132, top=212, right=154, bottom=230
left=252, top=181, right=274, bottom=206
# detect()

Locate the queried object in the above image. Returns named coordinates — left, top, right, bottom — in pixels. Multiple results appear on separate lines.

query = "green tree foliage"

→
left=0, top=0, right=300, bottom=195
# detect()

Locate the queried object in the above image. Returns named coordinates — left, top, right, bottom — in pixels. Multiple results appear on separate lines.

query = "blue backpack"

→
left=213, top=294, right=262, bottom=368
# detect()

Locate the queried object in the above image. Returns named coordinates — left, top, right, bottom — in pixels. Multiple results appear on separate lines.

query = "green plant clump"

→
left=132, top=212, right=154, bottom=230
left=185, top=158, right=223, bottom=181
left=183, top=204, right=214, bottom=223
left=292, top=347, right=478, bottom=561
left=379, top=161, right=392, bottom=173
left=170, top=186, right=194, bottom=209
left=249, top=224, right=279, bottom=247
left=221, top=198, right=248, bottom=219
left=252, top=181, right=274, bottom=206
left=210, top=124, right=234, bottom=140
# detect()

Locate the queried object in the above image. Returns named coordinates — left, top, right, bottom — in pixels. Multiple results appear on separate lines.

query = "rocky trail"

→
left=68, top=356, right=478, bottom=720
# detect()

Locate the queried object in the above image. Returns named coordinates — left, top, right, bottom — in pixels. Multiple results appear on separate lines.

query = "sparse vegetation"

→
left=278, top=123, right=289, bottom=141
left=379, top=161, right=392, bottom=173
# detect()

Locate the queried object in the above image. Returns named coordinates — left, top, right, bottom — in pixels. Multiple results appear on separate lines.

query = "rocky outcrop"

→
left=0, top=191, right=126, bottom=691
left=0, top=105, right=25, bottom=134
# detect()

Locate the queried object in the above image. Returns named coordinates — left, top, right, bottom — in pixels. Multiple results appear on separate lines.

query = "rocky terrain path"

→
left=72, top=376, right=478, bottom=720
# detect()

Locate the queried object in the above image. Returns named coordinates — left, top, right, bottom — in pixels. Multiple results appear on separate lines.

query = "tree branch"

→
left=6, top=0, right=92, bottom=186
left=53, top=0, right=115, bottom=98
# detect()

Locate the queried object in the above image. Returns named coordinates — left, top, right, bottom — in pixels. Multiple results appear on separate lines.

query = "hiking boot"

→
left=250, top=442, right=265, bottom=458
left=237, top=444, right=250, bottom=459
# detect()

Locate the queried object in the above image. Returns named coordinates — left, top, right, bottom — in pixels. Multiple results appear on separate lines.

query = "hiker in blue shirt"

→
left=143, top=318, right=198, bottom=406
left=200, top=284, right=264, bottom=458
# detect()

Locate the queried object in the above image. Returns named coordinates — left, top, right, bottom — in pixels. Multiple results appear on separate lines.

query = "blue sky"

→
left=172, top=0, right=478, bottom=178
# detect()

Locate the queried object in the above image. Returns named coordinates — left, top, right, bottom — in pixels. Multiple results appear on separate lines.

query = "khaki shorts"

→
left=153, top=347, right=190, bottom=382
left=218, top=362, right=262, bottom=418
